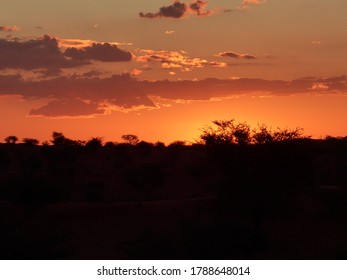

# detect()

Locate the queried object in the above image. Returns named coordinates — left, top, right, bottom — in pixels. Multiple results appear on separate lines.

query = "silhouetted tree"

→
left=201, top=119, right=309, bottom=145
left=200, top=120, right=235, bottom=145
left=121, top=134, right=139, bottom=145
left=51, top=131, right=78, bottom=145
left=272, top=127, right=307, bottom=142
left=104, top=141, right=116, bottom=148
left=85, top=137, right=103, bottom=149
left=252, top=124, right=274, bottom=144
left=200, top=119, right=252, bottom=145
left=51, top=132, right=65, bottom=145
left=41, top=141, right=50, bottom=146
left=137, top=140, right=153, bottom=148
left=154, top=141, right=166, bottom=148
left=22, top=138, right=39, bottom=145
left=232, top=122, right=251, bottom=145
left=168, top=140, right=186, bottom=147
left=75, top=140, right=86, bottom=146
left=4, top=136, right=18, bottom=144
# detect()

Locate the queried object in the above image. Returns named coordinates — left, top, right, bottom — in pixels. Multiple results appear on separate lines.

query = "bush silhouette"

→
left=104, top=141, right=116, bottom=148
left=85, top=137, right=103, bottom=149
left=4, top=136, right=18, bottom=144
left=168, top=140, right=186, bottom=147
left=272, top=127, right=307, bottom=142
left=232, top=122, right=252, bottom=145
left=252, top=124, right=274, bottom=144
left=200, top=120, right=233, bottom=145
left=22, top=138, right=39, bottom=146
left=51, top=132, right=79, bottom=146
left=200, top=119, right=308, bottom=145
left=51, top=132, right=66, bottom=145
left=121, top=134, right=139, bottom=145
left=200, top=120, right=251, bottom=145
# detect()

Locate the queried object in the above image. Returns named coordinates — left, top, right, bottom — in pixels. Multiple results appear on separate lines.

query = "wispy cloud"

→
left=130, top=68, right=143, bottom=76
left=59, top=38, right=132, bottom=49
left=217, top=51, right=256, bottom=59
left=136, top=49, right=227, bottom=70
left=1, top=73, right=345, bottom=117
left=0, top=25, right=20, bottom=32
left=165, top=30, right=176, bottom=35
left=243, top=0, right=266, bottom=4
left=238, top=0, right=267, bottom=10
left=311, top=40, right=322, bottom=45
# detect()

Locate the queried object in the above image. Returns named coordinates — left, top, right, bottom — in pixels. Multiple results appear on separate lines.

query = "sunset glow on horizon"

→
left=1, top=0, right=347, bottom=144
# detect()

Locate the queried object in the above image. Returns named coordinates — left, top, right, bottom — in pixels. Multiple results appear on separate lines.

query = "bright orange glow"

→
left=1, top=93, right=347, bottom=144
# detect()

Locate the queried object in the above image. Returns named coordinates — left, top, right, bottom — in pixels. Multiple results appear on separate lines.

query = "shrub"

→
left=4, top=136, right=18, bottom=144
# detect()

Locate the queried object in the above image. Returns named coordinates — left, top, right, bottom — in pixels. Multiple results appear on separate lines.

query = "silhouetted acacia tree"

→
left=272, top=127, right=307, bottom=142
left=22, top=138, right=39, bottom=145
left=200, top=120, right=251, bottom=145
left=200, top=120, right=235, bottom=145
left=4, top=136, right=18, bottom=144
left=51, top=132, right=78, bottom=145
left=232, top=122, right=252, bottom=145
left=252, top=124, right=274, bottom=144
left=200, top=119, right=308, bottom=145
left=121, top=134, right=139, bottom=145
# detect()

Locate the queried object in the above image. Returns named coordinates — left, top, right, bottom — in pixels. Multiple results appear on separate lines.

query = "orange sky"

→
left=1, top=0, right=347, bottom=143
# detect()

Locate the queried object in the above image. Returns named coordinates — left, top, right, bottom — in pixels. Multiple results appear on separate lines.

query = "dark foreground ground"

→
left=1, top=139, right=347, bottom=259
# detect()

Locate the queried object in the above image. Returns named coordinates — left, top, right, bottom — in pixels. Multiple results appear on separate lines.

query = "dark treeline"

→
left=1, top=120, right=347, bottom=260
left=2, top=119, right=312, bottom=146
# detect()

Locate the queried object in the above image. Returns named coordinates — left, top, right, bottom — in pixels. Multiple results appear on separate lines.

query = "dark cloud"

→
left=139, top=1, right=187, bottom=18
left=0, top=73, right=155, bottom=116
left=0, top=73, right=346, bottom=117
left=218, top=52, right=256, bottom=59
left=219, top=52, right=239, bottom=58
left=0, top=35, right=86, bottom=71
left=64, top=43, right=132, bottom=62
left=29, top=98, right=105, bottom=117
left=140, top=1, right=187, bottom=18
left=0, top=74, right=23, bottom=93
left=139, top=0, right=213, bottom=19
left=0, top=36, right=132, bottom=73
left=189, top=0, right=210, bottom=16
